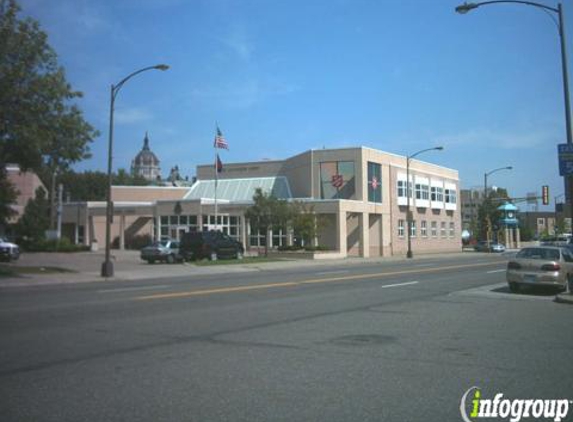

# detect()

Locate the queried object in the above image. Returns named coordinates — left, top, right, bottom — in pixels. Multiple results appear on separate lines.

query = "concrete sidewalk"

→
left=0, top=249, right=488, bottom=287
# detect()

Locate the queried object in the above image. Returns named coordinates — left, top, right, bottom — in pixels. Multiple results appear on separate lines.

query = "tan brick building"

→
left=62, top=146, right=461, bottom=257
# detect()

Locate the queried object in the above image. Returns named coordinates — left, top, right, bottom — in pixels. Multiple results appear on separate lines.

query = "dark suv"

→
left=180, top=231, right=244, bottom=261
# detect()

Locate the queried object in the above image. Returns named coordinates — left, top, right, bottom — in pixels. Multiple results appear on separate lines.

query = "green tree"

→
left=113, top=168, right=149, bottom=186
left=0, top=168, right=17, bottom=224
left=58, top=171, right=108, bottom=201
left=15, top=186, right=49, bottom=243
left=0, top=0, right=98, bottom=225
left=290, top=201, right=328, bottom=247
left=477, top=188, right=510, bottom=241
left=245, top=189, right=291, bottom=256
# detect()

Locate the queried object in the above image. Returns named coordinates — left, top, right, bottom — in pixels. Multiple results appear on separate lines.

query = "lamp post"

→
left=483, top=166, right=512, bottom=245
left=101, top=64, right=169, bottom=278
left=555, top=192, right=566, bottom=234
left=455, top=0, right=573, bottom=234
left=484, top=166, right=513, bottom=198
left=406, top=146, right=444, bottom=258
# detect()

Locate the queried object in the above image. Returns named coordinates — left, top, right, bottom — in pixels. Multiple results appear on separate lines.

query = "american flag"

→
left=213, top=126, right=228, bottom=150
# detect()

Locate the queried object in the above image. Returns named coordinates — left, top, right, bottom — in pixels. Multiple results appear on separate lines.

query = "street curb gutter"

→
left=554, top=293, right=573, bottom=305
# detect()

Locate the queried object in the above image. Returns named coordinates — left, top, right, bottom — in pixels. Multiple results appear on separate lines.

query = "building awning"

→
left=184, top=177, right=292, bottom=201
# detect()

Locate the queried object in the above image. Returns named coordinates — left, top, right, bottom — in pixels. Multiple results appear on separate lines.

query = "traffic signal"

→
left=542, top=185, right=549, bottom=205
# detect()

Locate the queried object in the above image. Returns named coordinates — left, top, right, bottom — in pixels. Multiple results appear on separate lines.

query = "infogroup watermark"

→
left=460, top=387, right=572, bottom=422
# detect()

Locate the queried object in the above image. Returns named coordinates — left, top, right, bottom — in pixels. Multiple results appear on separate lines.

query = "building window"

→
left=160, top=214, right=200, bottom=241
left=410, top=220, right=417, bottom=238
left=445, top=188, right=457, bottom=204
left=367, top=162, right=382, bottom=203
left=421, top=220, right=428, bottom=237
left=272, top=228, right=287, bottom=248
left=397, top=180, right=413, bottom=198
left=249, top=226, right=267, bottom=247
left=440, top=222, right=447, bottom=238
left=416, top=183, right=430, bottom=200
left=398, top=219, right=405, bottom=237
left=449, top=222, right=455, bottom=238
left=431, top=221, right=438, bottom=237
left=431, top=186, right=444, bottom=202
left=320, top=161, right=356, bottom=199
left=201, top=215, right=241, bottom=240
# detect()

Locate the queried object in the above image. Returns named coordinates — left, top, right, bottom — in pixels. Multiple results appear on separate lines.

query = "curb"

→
left=555, top=293, right=573, bottom=305
left=0, top=251, right=506, bottom=288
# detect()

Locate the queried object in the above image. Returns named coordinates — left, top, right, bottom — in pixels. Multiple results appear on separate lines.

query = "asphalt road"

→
left=1, top=254, right=571, bottom=422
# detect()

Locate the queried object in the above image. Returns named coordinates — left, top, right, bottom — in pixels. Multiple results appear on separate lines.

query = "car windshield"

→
left=517, top=248, right=560, bottom=260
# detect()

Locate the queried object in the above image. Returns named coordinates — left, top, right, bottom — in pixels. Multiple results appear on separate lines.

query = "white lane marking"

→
left=316, top=270, right=350, bottom=276
left=411, top=263, right=433, bottom=268
left=381, top=281, right=419, bottom=289
left=98, top=285, right=170, bottom=294
left=486, top=269, right=506, bottom=274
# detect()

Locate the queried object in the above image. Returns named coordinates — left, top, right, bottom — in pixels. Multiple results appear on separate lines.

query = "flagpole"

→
left=214, top=140, right=218, bottom=232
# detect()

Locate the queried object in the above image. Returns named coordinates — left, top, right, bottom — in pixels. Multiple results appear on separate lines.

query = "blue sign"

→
left=558, top=143, right=573, bottom=176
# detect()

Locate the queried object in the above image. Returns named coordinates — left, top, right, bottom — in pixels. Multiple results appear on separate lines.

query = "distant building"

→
left=520, top=211, right=556, bottom=237
left=61, top=146, right=461, bottom=257
left=1, top=164, right=46, bottom=236
left=131, top=132, right=161, bottom=182
left=519, top=211, right=573, bottom=238
left=460, top=188, right=486, bottom=234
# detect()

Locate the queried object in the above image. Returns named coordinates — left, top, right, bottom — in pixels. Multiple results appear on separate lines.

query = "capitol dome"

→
left=131, top=132, right=161, bottom=181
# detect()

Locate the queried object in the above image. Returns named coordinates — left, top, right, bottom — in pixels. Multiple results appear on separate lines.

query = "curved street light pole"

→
left=483, top=166, right=513, bottom=246
left=101, top=64, right=169, bottom=278
left=456, top=0, right=573, bottom=231
left=406, top=146, right=444, bottom=258
left=484, top=166, right=513, bottom=198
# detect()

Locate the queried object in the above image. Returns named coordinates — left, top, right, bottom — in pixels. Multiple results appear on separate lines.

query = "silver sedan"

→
left=506, top=246, right=572, bottom=293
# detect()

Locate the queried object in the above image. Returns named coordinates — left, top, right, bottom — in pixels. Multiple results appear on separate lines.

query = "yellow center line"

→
left=134, top=261, right=504, bottom=301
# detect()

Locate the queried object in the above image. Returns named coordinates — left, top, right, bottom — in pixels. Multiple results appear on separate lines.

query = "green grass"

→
left=0, top=265, right=75, bottom=277
left=192, top=256, right=284, bottom=266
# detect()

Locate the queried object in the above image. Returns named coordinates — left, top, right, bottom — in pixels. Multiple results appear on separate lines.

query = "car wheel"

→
left=166, top=254, right=175, bottom=264
left=509, top=282, right=520, bottom=293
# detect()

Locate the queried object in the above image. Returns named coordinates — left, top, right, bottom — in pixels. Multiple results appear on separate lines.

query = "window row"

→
left=397, top=220, right=456, bottom=238
left=396, top=179, right=457, bottom=206
left=158, top=214, right=241, bottom=241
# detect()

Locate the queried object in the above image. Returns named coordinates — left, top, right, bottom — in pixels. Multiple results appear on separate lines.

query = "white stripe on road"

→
left=381, top=281, right=419, bottom=289
left=98, top=285, right=169, bottom=294
left=486, top=269, right=506, bottom=274
left=316, top=270, right=350, bottom=276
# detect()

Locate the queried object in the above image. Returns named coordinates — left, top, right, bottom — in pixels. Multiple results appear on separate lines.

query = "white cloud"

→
left=218, top=24, right=254, bottom=62
left=189, top=78, right=298, bottom=109
left=114, top=107, right=153, bottom=124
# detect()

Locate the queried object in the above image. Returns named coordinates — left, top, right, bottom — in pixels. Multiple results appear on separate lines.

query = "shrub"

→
left=24, top=237, right=89, bottom=252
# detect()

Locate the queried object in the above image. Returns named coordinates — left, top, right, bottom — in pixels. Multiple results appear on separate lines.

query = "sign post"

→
left=558, top=143, right=573, bottom=177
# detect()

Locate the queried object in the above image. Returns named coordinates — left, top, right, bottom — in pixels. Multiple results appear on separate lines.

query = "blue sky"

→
left=18, top=0, right=573, bottom=208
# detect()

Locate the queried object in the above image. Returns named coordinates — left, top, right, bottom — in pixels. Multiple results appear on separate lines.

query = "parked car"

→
left=0, top=237, right=20, bottom=262
left=140, top=239, right=181, bottom=264
left=474, top=241, right=505, bottom=253
left=506, top=246, right=572, bottom=293
left=180, top=230, right=244, bottom=261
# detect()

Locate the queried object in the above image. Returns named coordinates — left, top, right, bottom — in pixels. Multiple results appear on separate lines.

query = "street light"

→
left=101, top=64, right=169, bottom=278
left=482, top=166, right=512, bottom=245
left=406, top=146, right=444, bottom=258
left=484, top=166, right=513, bottom=198
left=455, top=0, right=573, bottom=231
